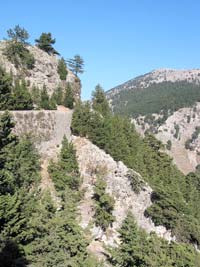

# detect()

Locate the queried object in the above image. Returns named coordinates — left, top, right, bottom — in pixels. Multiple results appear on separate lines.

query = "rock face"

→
left=107, top=68, right=200, bottom=98
left=134, top=103, right=200, bottom=174
left=0, top=41, right=81, bottom=100
left=73, top=136, right=173, bottom=253
left=0, top=107, right=73, bottom=159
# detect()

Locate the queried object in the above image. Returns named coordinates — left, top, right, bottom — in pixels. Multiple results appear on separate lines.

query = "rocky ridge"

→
left=73, top=136, right=174, bottom=257
left=0, top=41, right=81, bottom=99
left=107, top=68, right=200, bottom=98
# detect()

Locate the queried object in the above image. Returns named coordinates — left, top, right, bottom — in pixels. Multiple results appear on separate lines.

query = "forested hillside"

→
left=110, top=81, right=200, bottom=119
left=71, top=86, right=200, bottom=266
left=1, top=25, right=200, bottom=267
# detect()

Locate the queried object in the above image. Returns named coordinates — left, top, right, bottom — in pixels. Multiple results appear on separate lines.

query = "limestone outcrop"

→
left=0, top=41, right=81, bottom=100
left=73, top=136, right=174, bottom=254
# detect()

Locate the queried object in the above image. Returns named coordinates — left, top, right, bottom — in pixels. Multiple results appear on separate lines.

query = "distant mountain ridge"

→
left=106, top=68, right=200, bottom=175
left=107, top=68, right=200, bottom=98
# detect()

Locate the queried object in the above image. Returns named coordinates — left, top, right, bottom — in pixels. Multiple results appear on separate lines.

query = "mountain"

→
left=107, top=68, right=200, bottom=174
left=107, top=68, right=200, bottom=98
left=0, top=41, right=81, bottom=100
left=1, top=35, right=200, bottom=266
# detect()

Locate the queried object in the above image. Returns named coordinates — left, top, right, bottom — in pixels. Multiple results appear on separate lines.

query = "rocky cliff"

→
left=107, top=68, right=200, bottom=174
left=0, top=107, right=73, bottom=159
left=0, top=41, right=81, bottom=100
left=73, top=136, right=173, bottom=258
left=135, top=103, right=200, bottom=174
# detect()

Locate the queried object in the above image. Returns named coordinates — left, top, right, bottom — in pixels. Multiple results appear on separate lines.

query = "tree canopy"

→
left=67, top=54, right=84, bottom=76
left=35, top=32, right=59, bottom=55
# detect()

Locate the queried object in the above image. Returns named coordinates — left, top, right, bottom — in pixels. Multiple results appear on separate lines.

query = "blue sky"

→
left=1, top=0, right=200, bottom=99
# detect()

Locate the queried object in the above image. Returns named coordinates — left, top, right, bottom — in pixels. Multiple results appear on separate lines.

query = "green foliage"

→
left=39, top=85, right=56, bottom=110
left=67, top=54, right=84, bottom=76
left=185, top=126, right=200, bottom=151
left=166, top=139, right=172, bottom=150
left=127, top=170, right=144, bottom=194
left=57, top=57, right=68, bottom=80
left=111, top=81, right=200, bottom=121
left=108, top=213, right=200, bottom=267
left=4, top=25, right=35, bottom=69
left=71, top=92, right=200, bottom=246
left=0, top=112, right=99, bottom=266
left=12, top=80, right=33, bottom=110
left=0, top=67, right=13, bottom=110
left=93, top=178, right=115, bottom=231
left=7, top=25, right=29, bottom=44
left=173, top=124, right=180, bottom=139
left=48, top=136, right=80, bottom=191
left=35, top=32, right=59, bottom=55
left=92, top=84, right=111, bottom=116
left=31, top=85, right=40, bottom=107
left=63, top=83, right=74, bottom=109
left=51, top=87, right=63, bottom=105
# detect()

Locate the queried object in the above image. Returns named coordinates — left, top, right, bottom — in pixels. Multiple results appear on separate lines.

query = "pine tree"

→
left=48, top=136, right=80, bottom=191
left=93, top=178, right=115, bottom=231
left=67, top=55, right=84, bottom=76
left=51, top=87, right=63, bottom=105
left=92, top=84, right=110, bottom=116
left=4, top=25, right=35, bottom=69
left=57, top=57, right=68, bottom=80
left=0, top=67, right=13, bottom=110
left=39, top=86, right=51, bottom=109
left=63, top=84, right=74, bottom=109
left=7, top=25, right=29, bottom=45
left=35, top=33, right=59, bottom=55
left=12, top=80, right=33, bottom=110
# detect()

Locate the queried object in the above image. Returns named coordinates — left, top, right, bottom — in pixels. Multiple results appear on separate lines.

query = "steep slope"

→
left=107, top=68, right=200, bottom=174
left=107, top=68, right=200, bottom=98
left=134, top=103, right=200, bottom=174
left=0, top=107, right=73, bottom=159
left=73, top=136, right=173, bottom=258
left=0, top=41, right=81, bottom=99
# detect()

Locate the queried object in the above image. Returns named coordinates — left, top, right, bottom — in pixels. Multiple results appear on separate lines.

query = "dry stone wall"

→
left=0, top=109, right=73, bottom=159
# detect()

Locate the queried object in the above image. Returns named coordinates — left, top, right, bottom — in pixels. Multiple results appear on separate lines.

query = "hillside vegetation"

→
left=72, top=87, right=200, bottom=258
left=111, top=81, right=200, bottom=119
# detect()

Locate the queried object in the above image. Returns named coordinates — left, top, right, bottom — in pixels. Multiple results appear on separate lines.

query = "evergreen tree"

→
left=31, top=85, right=41, bottom=107
left=39, top=86, right=51, bottom=109
left=48, top=136, right=80, bottom=191
left=0, top=67, right=13, bottom=110
left=12, top=80, right=33, bottom=110
left=57, top=57, right=68, bottom=80
left=92, top=84, right=111, bottom=116
left=7, top=25, right=29, bottom=45
left=51, top=87, right=63, bottom=105
left=67, top=54, right=84, bottom=76
left=63, top=84, right=74, bottom=109
left=35, top=33, right=59, bottom=55
left=93, top=178, right=115, bottom=231
left=4, top=25, right=35, bottom=69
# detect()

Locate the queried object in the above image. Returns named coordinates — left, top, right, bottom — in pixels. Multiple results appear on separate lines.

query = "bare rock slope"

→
left=134, top=103, right=200, bottom=174
left=0, top=41, right=81, bottom=99
left=73, top=136, right=173, bottom=256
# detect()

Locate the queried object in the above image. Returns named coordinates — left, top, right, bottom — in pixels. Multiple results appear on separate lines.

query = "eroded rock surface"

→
left=0, top=41, right=81, bottom=100
left=73, top=136, right=174, bottom=252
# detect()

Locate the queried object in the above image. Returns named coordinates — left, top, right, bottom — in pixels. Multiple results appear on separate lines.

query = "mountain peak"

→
left=107, top=68, right=200, bottom=97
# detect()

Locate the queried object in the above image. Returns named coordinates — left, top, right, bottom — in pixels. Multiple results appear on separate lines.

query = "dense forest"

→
left=1, top=25, right=200, bottom=267
left=111, top=81, right=200, bottom=119
left=0, top=112, right=100, bottom=267
left=71, top=85, right=200, bottom=266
